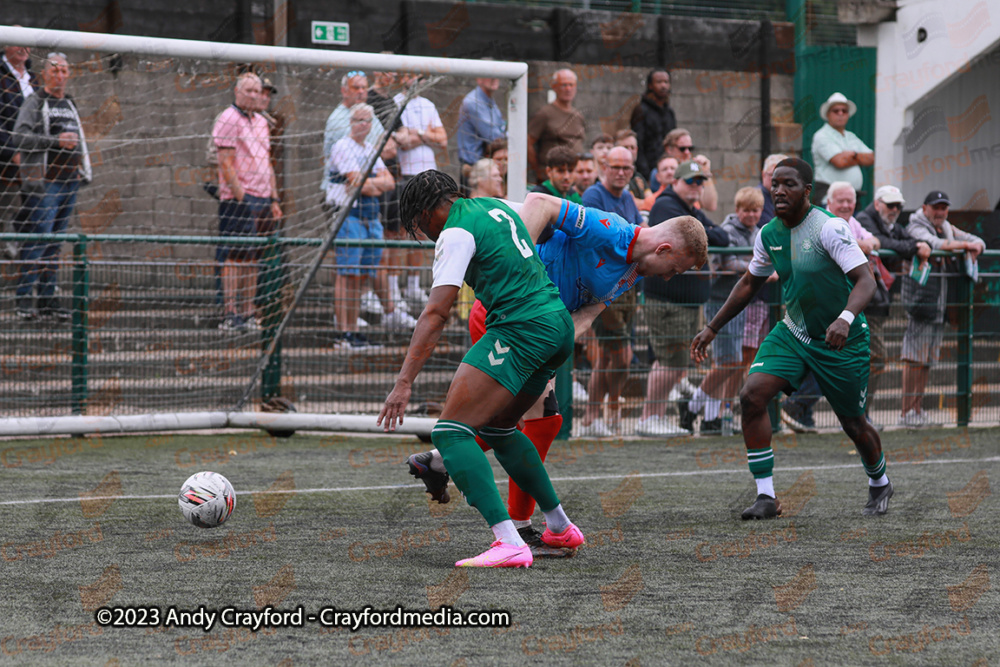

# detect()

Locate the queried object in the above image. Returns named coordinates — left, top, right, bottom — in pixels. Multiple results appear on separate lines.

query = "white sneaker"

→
left=404, top=286, right=430, bottom=308
left=394, top=299, right=411, bottom=314
left=898, top=410, right=932, bottom=429
left=572, top=381, right=589, bottom=403
left=357, top=317, right=369, bottom=328
left=635, top=415, right=691, bottom=437
left=668, top=376, right=697, bottom=402
left=576, top=418, right=614, bottom=438
left=360, top=290, right=384, bottom=316
left=383, top=308, right=418, bottom=330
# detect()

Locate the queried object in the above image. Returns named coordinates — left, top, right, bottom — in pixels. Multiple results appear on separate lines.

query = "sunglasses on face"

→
left=683, top=177, right=707, bottom=186
left=676, top=145, right=695, bottom=152
left=883, top=202, right=902, bottom=210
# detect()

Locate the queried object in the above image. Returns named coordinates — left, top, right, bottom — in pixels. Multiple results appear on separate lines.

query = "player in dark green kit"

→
left=691, top=158, right=893, bottom=519
left=377, top=170, right=585, bottom=568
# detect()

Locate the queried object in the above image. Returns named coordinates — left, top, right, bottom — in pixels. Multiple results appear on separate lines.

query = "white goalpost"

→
left=0, top=25, right=528, bottom=437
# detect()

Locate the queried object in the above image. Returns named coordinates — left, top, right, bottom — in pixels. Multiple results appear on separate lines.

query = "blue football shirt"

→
left=537, top=200, right=642, bottom=312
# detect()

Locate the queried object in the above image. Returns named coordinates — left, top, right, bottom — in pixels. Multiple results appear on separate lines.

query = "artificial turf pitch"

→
left=1, top=426, right=997, bottom=665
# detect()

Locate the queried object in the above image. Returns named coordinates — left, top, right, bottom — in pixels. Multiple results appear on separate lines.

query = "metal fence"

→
left=1, top=233, right=997, bottom=434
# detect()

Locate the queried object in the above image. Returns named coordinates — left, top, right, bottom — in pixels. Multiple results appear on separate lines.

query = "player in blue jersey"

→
left=405, top=193, right=709, bottom=555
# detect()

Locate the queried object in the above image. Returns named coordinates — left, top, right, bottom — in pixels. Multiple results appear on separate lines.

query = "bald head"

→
left=234, top=73, right=262, bottom=111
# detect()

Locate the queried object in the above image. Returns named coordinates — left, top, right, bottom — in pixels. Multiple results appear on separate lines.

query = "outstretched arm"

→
left=691, top=272, right=768, bottom=363
left=378, top=285, right=459, bottom=431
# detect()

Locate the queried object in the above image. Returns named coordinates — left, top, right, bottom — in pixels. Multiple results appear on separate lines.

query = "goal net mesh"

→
left=1, top=46, right=508, bottom=419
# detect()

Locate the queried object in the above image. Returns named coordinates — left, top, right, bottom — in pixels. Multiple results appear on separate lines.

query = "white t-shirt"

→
left=326, top=136, right=386, bottom=208
left=393, top=94, right=443, bottom=176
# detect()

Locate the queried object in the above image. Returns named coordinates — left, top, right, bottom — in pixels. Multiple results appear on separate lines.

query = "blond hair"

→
left=734, top=186, right=764, bottom=211
left=663, top=215, right=709, bottom=268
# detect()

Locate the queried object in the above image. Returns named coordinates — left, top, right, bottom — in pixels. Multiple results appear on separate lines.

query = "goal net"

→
left=0, top=26, right=527, bottom=433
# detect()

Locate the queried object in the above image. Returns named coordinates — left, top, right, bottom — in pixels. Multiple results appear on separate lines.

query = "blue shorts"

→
left=705, top=301, right=746, bottom=365
left=219, top=195, right=269, bottom=261
left=335, top=216, right=383, bottom=277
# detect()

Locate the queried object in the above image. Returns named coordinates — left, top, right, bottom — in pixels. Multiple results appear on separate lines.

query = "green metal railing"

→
left=2, top=233, right=997, bottom=430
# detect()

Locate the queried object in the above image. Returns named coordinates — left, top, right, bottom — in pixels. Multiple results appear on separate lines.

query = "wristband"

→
left=838, top=310, right=855, bottom=325
left=706, top=323, right=719, bottom=334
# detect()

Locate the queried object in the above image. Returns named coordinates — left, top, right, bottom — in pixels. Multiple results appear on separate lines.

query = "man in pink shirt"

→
left=213, top=72, right=281, bottom=332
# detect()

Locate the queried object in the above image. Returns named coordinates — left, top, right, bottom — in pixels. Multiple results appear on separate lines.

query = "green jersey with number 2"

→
left=437, top=197, right=565, bottom=327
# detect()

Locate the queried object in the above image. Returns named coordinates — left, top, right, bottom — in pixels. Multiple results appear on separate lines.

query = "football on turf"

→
left=178, top=471, right=236, bottom=528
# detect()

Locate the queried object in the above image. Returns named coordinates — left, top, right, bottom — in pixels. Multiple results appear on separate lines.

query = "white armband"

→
left=838, top=310, right=855, bottom=325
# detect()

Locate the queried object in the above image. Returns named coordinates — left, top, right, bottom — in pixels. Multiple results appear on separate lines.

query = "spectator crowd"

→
left=0, top=47, right=987, bottom=434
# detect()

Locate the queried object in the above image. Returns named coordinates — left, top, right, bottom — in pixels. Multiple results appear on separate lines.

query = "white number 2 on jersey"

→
left=489, top=208, right=534, bottom=259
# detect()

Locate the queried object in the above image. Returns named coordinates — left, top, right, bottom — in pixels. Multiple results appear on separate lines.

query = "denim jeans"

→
left=16, top=180, right=80, bottom=304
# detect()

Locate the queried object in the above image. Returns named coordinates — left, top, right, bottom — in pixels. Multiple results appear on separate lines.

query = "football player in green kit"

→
left=691, top=158, right=893, bottom=520
left=377, top=170, right=584, bottom=568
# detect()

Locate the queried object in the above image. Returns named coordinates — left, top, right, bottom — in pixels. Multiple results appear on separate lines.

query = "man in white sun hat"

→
left=811, top=92, right=873, bottom=205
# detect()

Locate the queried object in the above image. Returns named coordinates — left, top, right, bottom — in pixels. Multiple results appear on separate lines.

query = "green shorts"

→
left=749, top=321, right=870, bottom=417
left=463, top=309, right=574, bottom=398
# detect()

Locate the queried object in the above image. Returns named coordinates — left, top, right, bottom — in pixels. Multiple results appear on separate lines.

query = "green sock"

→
left=863, top=453, right=887, bottom=481
left=431, top=420, right=508, bottom=526
left=480, top=426, right=560, bottom=512
left=747, top=447, right=774, bottom=478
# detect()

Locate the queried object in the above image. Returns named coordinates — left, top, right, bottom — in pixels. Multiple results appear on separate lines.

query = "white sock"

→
left=512, top=519, right=532, bottom=530
left=689, top=387, right=709, bottom=415
left=428, top=449, right=446, bottom=473
left=756, top=476, right=775, bottom=498
left=389, top=276, right=402, bottom=302
left=542, top=504, right=570, bottom=534
left=491, top=520, right=526, bottom=547
left=704, top=398, right=722, bottom=419
left=407, top=275, right=421, bottom=293
left=869, top=474, right=889, bottom=487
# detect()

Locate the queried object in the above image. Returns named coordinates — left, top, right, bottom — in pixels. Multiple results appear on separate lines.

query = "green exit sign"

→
left=311, top=21, right=350, bottom=45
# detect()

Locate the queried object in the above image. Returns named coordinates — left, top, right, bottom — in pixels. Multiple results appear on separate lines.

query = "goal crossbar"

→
left=0, top=25, right=530, bottom=200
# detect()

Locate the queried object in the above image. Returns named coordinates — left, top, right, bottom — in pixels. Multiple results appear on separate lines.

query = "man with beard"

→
left=691, top=158, right=893, bottom=519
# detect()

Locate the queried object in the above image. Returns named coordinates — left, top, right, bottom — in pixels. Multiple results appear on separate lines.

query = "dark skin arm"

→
left=377, top=284, right=460, bottom=431
left=824, top=262, right=876, bottom=350
left=691, top=272, right=769, bottom=364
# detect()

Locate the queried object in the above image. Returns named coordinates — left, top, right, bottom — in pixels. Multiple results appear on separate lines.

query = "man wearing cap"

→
left=637, top=159, right=729, bottom=437
left=857, top=185, right=932, bottom=426
left=811, top=92, right=873, bottom=205
left=896, top=190, right=984, bottom=428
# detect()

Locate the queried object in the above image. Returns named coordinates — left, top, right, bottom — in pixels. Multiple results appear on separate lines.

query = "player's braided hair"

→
left=399, top=170, right=461, bottom=239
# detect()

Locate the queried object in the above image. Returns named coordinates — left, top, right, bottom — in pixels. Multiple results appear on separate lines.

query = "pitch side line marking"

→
left=1, top=456, right=998, bottom=507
